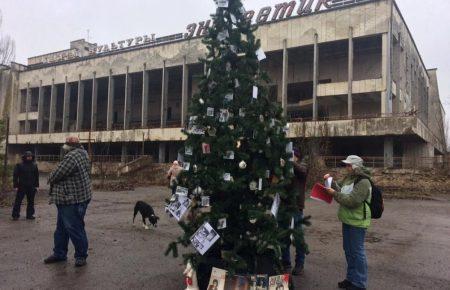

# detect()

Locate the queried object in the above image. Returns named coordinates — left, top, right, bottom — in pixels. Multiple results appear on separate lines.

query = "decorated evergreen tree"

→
left=166, top=0, right=309, bottom=287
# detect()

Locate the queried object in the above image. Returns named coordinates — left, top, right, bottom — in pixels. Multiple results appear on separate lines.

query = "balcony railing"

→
left=322, top=156, right=450, bottom=169
left=287, top=111, right=418, bottom=122
left=36, top=154, right=147, bottom=163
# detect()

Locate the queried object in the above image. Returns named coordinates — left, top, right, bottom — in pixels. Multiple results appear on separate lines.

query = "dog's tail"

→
left=133, top=202, right=139, bottom=223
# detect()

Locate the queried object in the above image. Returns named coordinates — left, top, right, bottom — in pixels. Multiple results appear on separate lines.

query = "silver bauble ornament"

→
left=239, top=160, right=247, bottom=169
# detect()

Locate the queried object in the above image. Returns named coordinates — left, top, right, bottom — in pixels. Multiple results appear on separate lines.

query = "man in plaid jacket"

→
left=44, top=136, right=92, bottom=267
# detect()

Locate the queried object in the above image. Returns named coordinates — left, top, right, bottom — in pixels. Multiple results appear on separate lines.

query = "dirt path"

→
left=1, top=187, right=449, bottom=290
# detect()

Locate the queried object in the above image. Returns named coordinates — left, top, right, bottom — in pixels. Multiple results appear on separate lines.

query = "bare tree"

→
left=0, top=10, right=16, bottom=65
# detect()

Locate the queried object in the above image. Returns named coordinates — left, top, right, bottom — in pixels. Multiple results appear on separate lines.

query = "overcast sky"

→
left=1, top=0, right=449, bottom=124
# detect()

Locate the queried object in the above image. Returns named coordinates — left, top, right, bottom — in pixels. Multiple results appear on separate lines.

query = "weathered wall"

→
left=391, top=3, right=429, bottom=119
left=426, top=69, right=446, bottom=150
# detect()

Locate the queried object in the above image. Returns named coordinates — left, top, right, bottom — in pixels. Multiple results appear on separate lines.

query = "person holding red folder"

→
left=323, top=155, right=372, bottom=290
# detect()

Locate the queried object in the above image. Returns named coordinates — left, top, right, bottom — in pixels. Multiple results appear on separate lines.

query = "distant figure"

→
left=44, top=136, right=92, bottom=267
left=11, top=151, right=39, bottom=220
left=167, top=160, right=182, bottom=196
left=282, top=148, right=309, bottom=275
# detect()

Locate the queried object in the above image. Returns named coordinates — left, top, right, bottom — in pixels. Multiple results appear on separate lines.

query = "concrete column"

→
left=37, top=81, right=44, bottom=133
left=381, top=33, right=392, bottom=115
left=160, top=61, right=169, bottom=128
left=313, top=34, right=319, bottom=121
left=121, top=143, right=128, bottom=163
left=24, top=83, right=30, bottom=133
left=49, top=79, right=57, bottom=133
left=76, top=75, right=85, bottom=131
left=142, top=64, right=149, bottom=128
left=91, top=72, right=98, bottom=131
left=124, top=66, right=132, bottom=130
left=281, top=39, right=288, bottom=117
left=62, top=77, right=70, bottom=132
left=181, top=57, right=189, bottom=127
left=348, top=27, right=354, bottom=118
left=384, top=137, right=394, bottom=168
left=107, top=70, right=115, bottom=130
left=158, top=142, right=166, bottom=163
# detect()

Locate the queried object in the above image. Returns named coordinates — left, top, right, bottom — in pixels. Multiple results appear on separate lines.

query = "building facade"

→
left=1, top=0, right=446, bottom=166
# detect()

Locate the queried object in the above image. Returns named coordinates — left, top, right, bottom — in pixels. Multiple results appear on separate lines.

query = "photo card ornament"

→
left=201, top=196, right=210, bottom=207
left=217, top=29, right=229, bottom=42
left=223, top=173, right=231, bottom=182
left=224, top=93, right=234, bottom=102
left=226, top=62, right=232, bottom=72
left=252, top=86, right=258, bottom=99
left=167, top=195, right=191, bottom=221
left=249, top=181, right=257, bottom=191
left=256, top=47, right=267, bottom=61
left=230, top=13, right=237, bottom=24
left=239, top=108, right=246, bottom=117
left=223, top=150, right=235, bottom=160
left=177, top=152, right=184, bottom=163
left=219, top=109, right=230, bottom=123
left=217, top=218, right=227, bottom=230
left=235, top=79, right=240, bottom=88
left=185, top=146, right=193, bottom=156
left=230, top=44, right=237, bottom=53
left=207, top=107, right=215, bottom=117
left=270, top=193, right=281, bottom=217
left=176, top=186, right=189, bottom=197
left=216, top=0, right=229, bottom=8
left=202, top=143, right=211, bottom=154
left=183, top=162, right=191, bottom=171
left=190, top=222, right=220, bottom=255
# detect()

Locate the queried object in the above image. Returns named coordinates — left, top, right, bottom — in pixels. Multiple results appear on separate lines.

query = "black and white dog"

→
left=133, top=201, right=159, bottom=230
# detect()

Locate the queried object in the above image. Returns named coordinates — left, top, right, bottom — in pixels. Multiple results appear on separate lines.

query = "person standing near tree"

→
left=11, top=151, right=39, bottom=220
left=167, top=160, right=182, bottom=196
left=323, top=155, right=372, bottom=290
left=281, top=148, right=309, bottom=275
left=44, top=136, right=92, bottom=267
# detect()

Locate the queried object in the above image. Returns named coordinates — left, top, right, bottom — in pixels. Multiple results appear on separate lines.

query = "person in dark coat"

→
left=12, top=151, right=39, bottom=220
left=281, top=148, right=309, bottom=275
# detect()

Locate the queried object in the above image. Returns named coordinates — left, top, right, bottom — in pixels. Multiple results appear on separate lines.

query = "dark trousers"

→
left=281, top=211, right=306, bottom=267
left=12, top=188, right=36, bottom=218
left=53, top=201, right=90, bottom=259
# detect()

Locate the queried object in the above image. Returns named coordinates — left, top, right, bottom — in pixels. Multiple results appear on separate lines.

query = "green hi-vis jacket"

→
left=332, top=167, right=372, bottom=229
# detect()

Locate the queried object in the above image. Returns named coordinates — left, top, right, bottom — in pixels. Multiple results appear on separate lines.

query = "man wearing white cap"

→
left=323, top=155, right=372, bottom=290
left=44, top=136, right=92, bottom=267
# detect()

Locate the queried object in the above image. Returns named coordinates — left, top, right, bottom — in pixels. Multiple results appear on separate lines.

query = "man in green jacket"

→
left=324, top=155, right=372, bottom=290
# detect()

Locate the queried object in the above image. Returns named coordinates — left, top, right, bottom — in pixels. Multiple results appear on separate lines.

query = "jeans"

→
left=53, top=201, right=90, bottom=259
left=281, top=211, right=306, bottom=267
left=342, top=223, right=368, bottom=288
left=12, top=187, right=36, bottom=218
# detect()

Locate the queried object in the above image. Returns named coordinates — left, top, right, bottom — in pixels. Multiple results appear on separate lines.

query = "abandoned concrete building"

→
left=0, top=0, right=446, bottom=168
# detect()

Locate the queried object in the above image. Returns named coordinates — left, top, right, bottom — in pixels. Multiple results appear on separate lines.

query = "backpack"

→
left=355, top=177, right=384, bottom=219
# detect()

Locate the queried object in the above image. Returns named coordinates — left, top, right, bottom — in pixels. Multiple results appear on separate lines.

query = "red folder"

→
left=311, top=183, right=333, bottom=204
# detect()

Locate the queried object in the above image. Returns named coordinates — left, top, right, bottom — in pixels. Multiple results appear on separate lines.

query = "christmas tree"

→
left=166, top=0, right=309, bottom=287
